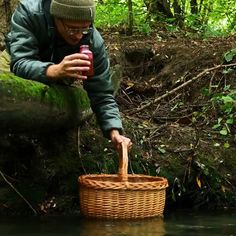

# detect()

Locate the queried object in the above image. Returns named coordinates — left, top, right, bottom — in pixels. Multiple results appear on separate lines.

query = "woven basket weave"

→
left=79, top=142, right=168, bottom=219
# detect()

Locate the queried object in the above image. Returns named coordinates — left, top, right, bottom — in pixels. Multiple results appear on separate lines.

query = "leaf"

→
left=196, top=176, right=202, bottom=188
left=158, top=147, right=166, bottom=154
left=212, top=124, right=221, bottom=130
left=224, top=48, right=236, bottom=62
left=221, top=185, right=226, bottom=193
left=126, top=81, right=134, bottom=88
left=171, top=191, right=176, bottom=202
left=171, top=188, right=176, bottom=202
left=214, top=142, right=220, bottom=147
left=224, top=142, right=230, bottom=148
left=222, top=95, right=234, bottom=103
left=156, top=166, right=161, bottom=174
left=217, top=117, right=223, bottom=124
left=226, top=118, right=234, bottom=124
left=220, top=129, right=228, bottom=135
left=223, top=68, right=235, bottom=74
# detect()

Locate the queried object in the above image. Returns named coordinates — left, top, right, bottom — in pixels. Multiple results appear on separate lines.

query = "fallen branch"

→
left=127, top=63, right=236, bottom=115
left=0, top=169, right=38, bottom=215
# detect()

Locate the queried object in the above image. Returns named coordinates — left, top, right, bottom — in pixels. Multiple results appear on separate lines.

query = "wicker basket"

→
left=79, top=142, right=168, bottom=219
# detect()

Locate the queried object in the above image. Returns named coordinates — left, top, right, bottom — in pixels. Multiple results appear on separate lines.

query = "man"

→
left=2, top=0, right=132, bottom=150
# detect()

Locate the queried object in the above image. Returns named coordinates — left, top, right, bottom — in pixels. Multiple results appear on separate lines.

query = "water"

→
left=0, top=210, right=235, bottom=236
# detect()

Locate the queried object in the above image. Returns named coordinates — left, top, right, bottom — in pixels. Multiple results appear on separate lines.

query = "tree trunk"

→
left=190, top=0, right=198, bottom=14
left=173, top=0, right=184, bottom=27
left=145, top=0, right=173, bottom=20
left=3, top=0, right=12, bottom=29
left=127, top=0, right=133, bottom=36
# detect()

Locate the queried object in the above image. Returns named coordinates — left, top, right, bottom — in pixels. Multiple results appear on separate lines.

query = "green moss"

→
left=0, top=73, right=90, bottom=111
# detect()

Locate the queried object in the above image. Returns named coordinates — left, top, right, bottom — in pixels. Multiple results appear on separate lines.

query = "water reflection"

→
left=164, top=210, right=236, bottom=236
left=79, top=217, right=165, bottom=236
left=0, top=210, right=235, bottom=236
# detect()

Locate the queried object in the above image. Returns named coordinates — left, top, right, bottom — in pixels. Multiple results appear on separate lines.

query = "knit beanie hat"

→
left=50, top=0, right=95, bottom=22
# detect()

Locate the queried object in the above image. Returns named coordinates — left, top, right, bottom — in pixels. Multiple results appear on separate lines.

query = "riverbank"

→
left=0, top=29, right=236, bottom=215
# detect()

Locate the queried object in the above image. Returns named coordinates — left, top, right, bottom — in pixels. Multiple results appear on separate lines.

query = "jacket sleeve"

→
left=8, top=2, right=52, bottom=83
left=83, top=33, right=123, bottom=138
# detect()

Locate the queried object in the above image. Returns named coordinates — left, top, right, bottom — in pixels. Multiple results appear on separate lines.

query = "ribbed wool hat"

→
left=50, top=0, right=95, bottom=22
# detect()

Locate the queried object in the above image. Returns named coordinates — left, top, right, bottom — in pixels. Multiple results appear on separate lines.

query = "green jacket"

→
left=5, top=0, right=123, bottom=138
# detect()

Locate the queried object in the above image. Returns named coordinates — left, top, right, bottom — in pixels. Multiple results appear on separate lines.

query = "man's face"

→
left=54, top=18, right=91, bottom=45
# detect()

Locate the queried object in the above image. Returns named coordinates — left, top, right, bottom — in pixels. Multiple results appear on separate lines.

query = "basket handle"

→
left=118, top=141, right=129, bottom=182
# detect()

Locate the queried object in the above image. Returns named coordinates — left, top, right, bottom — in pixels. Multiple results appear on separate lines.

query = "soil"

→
left=103, top=27, right=236, bottom=137
left=103, top=27, right=236, bottom=135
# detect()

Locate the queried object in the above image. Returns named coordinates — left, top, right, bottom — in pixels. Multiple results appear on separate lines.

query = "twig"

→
left=208, top=70, right=217, bottom=94
left=0, top=169, right=37, bottom=215
left=127, top=63, right=236, bottom=115
left=146, top=124, right=168, bottom=141
left=121, top=87, right=133, bottom=104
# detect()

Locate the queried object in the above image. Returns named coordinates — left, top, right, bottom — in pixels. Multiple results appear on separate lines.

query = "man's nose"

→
left=73, top=32, right=83, bottom=40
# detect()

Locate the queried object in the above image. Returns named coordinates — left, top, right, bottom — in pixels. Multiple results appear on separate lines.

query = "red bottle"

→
left=80, top=45, right=94, bottom=76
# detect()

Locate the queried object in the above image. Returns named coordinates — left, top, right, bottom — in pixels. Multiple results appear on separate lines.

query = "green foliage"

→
left=96, top=1, right=128, bottom=29
left=95, top=0, right=150, bottom=34
left=135, top=19, right=152, bottom=35
left=211, top=86, right=236, bottom=137
left=94, top=0, right=236, bottom=37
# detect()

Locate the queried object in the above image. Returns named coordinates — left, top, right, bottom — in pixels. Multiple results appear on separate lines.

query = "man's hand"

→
left=46, top=53, right=91, bottom=80
left=110, top=129, right=132, bottom=151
